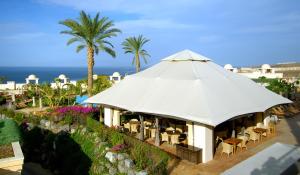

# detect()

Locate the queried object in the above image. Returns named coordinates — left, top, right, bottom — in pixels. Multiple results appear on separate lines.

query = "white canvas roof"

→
left=85, top=50, right=291, bottom=126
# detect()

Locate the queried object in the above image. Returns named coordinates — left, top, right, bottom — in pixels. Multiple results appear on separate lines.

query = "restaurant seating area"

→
left=121, top=116, right=188, bottom=146
left=214, top=113, right=278, bottom=159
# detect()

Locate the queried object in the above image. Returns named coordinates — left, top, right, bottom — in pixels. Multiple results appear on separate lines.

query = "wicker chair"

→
left=237, top=136, right=248, bottom=150
left=130, top=124, right=139, bottom=133
left=249, top=131, right=260, bottom=143
left=170, top=135, right=180, bottom=145
left=176, top=127, right=183, bottom=133
left=166, top=127, right=175, bottom=132
left=161, top=132, right=169, bottom=143
left=221, top=142, right=233, bottom=157
left=124, top=122, right=131, bottom=132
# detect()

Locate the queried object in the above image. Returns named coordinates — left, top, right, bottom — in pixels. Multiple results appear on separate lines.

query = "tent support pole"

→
left=139, top=114, right=145, bottom=141
left=155, top=117, right=160, bottom=146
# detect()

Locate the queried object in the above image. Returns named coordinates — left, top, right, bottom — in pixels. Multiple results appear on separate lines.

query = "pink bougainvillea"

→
left=56, top=106, right=99, bottom=116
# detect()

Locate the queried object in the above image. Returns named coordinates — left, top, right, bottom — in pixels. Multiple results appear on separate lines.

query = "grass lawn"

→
left=0, top=119, right=21, bottom=145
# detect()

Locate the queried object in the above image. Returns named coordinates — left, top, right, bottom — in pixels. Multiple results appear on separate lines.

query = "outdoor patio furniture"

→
left=130, top=119, right=138, bottom=122
left=166, top=127, right=175, bottom=132
left=237, top=136, right=248, bottom=150
left=150, top=127, right=156, bottom=138
left=245, top=126, right=254, bottom=135
left=170, top=134, right=180, bottom=145
left=161, top=132, right=169, bottom=143
left=143, top=121, right=152, bottom=126
left=224, top=138, right=242, bottom=154
left=221, top=141, right=234, bottom=157
left=144, top=127, right=151, bottom=138
left=253, top=128, right=267, bottom=139
left=124, top=122, right=131, bottom=132
left=268, top=122, right=276, bottom=134
left=176, top=127, right=183, bottom=133
left=249, top=131, right=260, bottom=143
left=130, top=123, right=139, bottom=133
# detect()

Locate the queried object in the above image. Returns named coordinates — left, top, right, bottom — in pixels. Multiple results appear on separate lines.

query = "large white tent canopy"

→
left=85, top=50, right=291, bottom=126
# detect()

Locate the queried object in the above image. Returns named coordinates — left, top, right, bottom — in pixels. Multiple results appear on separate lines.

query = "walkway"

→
left=168, top=113, right=300, bottom=175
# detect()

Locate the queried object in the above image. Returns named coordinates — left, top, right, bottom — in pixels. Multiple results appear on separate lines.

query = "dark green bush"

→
left=0, top=96, right=6, bottom=105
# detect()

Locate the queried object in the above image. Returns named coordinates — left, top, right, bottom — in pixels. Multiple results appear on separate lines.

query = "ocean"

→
left=0, top=67, right=136, bottom=83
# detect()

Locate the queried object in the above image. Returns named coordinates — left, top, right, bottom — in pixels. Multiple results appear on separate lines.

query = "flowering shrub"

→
left=110, top=144, right=127, bottom=153
left=56, top=106, right=99, bottom=115
left=55, top=106, right=99, bottom=125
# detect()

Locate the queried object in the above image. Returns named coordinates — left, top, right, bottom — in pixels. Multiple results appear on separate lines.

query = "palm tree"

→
left=122, top=35, right=150, bottom=141
left=60, top=11, right=121, bottom=96
left=122, top=35, right=150, bottom=73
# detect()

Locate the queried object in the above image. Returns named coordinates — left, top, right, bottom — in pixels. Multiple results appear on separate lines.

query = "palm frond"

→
left=76, top=45, right=85, bottom=53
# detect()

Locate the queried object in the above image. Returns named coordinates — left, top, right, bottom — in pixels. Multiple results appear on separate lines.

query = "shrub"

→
left=14, top=113, right=25, bottom=124
left=0, top=96, right=6, bottom=105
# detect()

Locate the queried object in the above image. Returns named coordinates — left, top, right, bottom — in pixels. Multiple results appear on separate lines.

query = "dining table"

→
left=224, top=138, right=242, bottom=154
left=253, top=128, right=268, bottom=140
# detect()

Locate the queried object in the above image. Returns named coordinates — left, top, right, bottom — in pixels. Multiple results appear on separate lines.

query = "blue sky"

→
left=0, top=0, right=299, bottom=68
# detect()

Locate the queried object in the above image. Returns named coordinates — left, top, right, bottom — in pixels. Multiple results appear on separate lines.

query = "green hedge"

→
left=0, top=119, right=22, bottom=145
left=0, top=96, right=6, bottom=105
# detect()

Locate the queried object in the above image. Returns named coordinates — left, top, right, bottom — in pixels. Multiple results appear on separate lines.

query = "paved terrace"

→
left=164, top=113, right=300, bottom=175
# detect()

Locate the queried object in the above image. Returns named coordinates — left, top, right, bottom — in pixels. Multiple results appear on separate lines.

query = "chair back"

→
left=124, top=123, right=130, bottom=130
left=161, top=132, right=169, bottom=142
left=143, top=121, right=152, bottom=126
left=171, top=135, right=179, bottom=145
left=130, top=124, right=139, bottom=132
left=176, top=127, right=183, bottom=133
left=166, top=127, right=175, bottom=132
left=256, top=122, right=264, bottom=128
left=130, top=119, right=138, bottom=122
left=222, top=142, right=233, bottom=154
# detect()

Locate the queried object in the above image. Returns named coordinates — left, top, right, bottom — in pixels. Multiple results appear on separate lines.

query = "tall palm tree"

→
left=122, top=35, right=150, bottom=73
left=60, top=11, right=121, bottom=96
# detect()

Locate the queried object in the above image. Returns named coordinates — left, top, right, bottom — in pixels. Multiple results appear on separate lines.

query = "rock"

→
left=117, top=153, right=125, bottom=161
left=135, top=170, right=148, bottom=175
left=108, top=167, right=117, bottom=175
left=60, top=125, right=70, bottom=131
left=45, top=121, right=51, bottom=128
left=117, top=163, right=127, bottom=174
left=70, top=128, right=76, bottom=134
left=105, top=152, right=117, bottom=163
left=124, top=159, right=134, bottom=169
left=127, top=169, right=135, bottom=175
left=40, top=119, right=47, bottom=126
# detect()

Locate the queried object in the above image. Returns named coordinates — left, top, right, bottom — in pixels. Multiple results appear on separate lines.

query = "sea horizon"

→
left=0, top=66, right=138, bottom=83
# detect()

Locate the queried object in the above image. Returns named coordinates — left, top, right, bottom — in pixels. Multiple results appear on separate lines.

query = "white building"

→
left=224, top=64, right=283, bottom=79
left=109, top=72, right=122, bottom=83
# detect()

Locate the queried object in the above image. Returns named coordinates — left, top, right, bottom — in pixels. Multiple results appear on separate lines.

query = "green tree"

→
left=60, top=11, right=121, bottom=96
left=122, top=35, right=150, bottom=73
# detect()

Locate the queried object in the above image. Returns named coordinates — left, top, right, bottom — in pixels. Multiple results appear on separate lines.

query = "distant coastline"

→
left=0, top=67, right=136, bottom=83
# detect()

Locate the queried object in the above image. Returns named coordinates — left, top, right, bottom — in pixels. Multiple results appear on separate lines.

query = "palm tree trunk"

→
left=87, top=46, right=94, bottom=97
left=135, top=53, right=140, bottom=73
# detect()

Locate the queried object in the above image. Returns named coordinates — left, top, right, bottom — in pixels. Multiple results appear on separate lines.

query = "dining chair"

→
left=161, top=132, right=169, bottom=143
left=221, top=142, right=233, bottom=157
